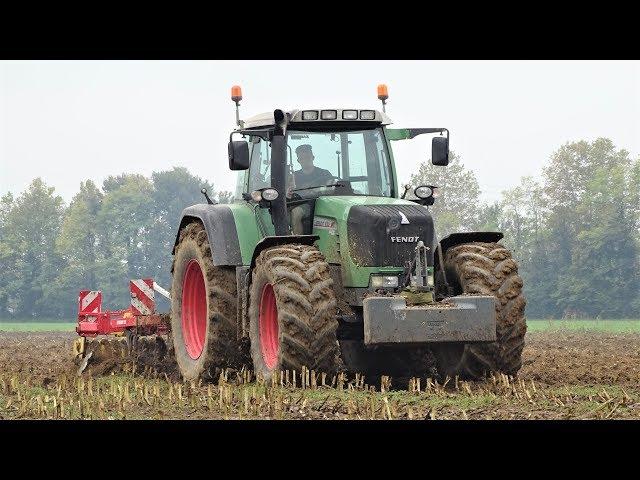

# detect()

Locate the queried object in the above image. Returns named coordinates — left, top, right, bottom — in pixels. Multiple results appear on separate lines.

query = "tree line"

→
left=1, top=138, right=638, bottom=320
left=0, top=167, right=231, bottom=319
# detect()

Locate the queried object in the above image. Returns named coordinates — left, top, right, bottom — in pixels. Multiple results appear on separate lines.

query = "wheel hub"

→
left=181, top=259, right=207, bottom=360
left=259, top=283, right=279, bottom=369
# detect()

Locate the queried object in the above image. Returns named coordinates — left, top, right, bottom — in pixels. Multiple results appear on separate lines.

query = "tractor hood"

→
left=312, top=196, right=436, bottom=285
left=313, top=195, right=424, bottom=221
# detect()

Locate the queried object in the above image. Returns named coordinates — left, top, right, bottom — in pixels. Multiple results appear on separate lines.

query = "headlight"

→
left=342, top=110, right=358, bottom=120
left=359, top=110, right=375, bottom=120
left=250, top=188, right=279, bottom=202
left=262, top=188, right=279, bottom=201
left=250, top=190, right=263, bottom=202
left=414, top=185, right=433, bottom=199
left=321, top=110, right=338, bottom=120
left=370, top=275, right=399, bottom=288
left=302, top=110, right=319, bottom=120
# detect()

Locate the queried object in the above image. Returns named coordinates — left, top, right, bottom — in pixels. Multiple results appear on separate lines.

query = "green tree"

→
left=0, top=193, right=15, bottom=315
left=498, top=177, right=544, bottom=261
left=94, top=174, right=155, bottom=308
left=0, top=192, right=13, bottom=231
left=102, top=173, right=148, bottom=194
left=554, top=162, right=639, bottom=317
left=542, top=138, right=631, bottom=269
left=409, top=152, right=482, bottom=238
left=45, top=181, right=104, bottom=317
left=542, top=138, right=638, bottom=317
left=0, top=179, right=65, bottom=318
left=144, top=167, right=215, bottom=297
left=477, top=201, right=503, bottom=232
left=630, top=158, right=640, bottom=313
left=521, top=230, right=558, bottom=318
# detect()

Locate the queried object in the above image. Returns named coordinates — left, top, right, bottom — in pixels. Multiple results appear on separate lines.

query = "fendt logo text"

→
left=390, top=236, right=420, bottom=243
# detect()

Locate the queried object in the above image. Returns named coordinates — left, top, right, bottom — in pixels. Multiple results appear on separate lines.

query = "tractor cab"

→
left=234, top=108, right=397, bottom=234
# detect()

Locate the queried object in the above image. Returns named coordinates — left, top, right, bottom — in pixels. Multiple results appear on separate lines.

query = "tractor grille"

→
left=346, top=204, right=435, bottom=267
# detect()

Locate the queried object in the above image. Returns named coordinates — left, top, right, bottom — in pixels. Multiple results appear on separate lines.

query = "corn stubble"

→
left=1, top=331, right=640, bottom=420
left=2, top=363, right=639, bottom=420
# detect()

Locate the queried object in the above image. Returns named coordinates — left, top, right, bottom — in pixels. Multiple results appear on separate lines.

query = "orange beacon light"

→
left=377, top=84, right=388, bottom=112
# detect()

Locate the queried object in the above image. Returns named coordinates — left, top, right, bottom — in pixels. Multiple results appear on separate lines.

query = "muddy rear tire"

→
left=248, top=244, right=339, bottom=381
left=435, top=241, right=527, bottom=379
left=170, top=222, right=240, bottom=381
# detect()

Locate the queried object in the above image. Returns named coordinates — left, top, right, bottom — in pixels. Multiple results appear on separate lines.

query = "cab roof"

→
left=241, top=109, right=393, bottom=129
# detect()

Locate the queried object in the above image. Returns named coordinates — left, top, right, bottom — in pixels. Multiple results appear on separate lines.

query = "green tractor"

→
left=169, top=85, right=526, bottom=383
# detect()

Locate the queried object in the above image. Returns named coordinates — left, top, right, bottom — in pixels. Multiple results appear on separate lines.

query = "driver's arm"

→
left=286, top=172, right=295, bottom=198
left=322, top=169, right=336, bottom=184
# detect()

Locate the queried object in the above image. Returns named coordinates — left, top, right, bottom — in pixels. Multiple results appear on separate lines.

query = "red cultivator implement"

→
left=72, top=278, right=170, bottom=361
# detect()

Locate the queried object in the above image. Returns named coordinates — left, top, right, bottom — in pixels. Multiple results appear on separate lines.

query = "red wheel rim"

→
left=181, top=259, right=207, bottom=360
left=259, top=283, right=279, bottom=370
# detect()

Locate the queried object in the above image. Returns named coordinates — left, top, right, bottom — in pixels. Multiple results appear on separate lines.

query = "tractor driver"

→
left=292, top=144, right=334, bottom=189
left=288, top=144, right=334, bottom=234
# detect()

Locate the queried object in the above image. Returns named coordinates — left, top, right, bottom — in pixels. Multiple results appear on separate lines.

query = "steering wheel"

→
left=288, top=191, right=303, bottom=201
left=287, top=176, right=353, bottom=202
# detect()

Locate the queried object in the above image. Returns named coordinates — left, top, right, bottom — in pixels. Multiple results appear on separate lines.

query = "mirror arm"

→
left=403, top=128, right=449, bottom=140
left=230, top=128, right=273, bottom=143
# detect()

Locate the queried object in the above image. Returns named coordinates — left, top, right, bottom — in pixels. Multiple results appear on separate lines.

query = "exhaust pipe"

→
left=270, top=109, right=290, bottom=236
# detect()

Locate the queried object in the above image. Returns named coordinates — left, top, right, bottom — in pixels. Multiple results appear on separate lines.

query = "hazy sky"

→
left=1, top=60, right=638, bottom=204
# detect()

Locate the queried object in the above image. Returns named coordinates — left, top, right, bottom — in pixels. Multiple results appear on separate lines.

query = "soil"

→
left=1, top=330, right=639, bottom=419
left=519, top=331, right=640, bottom=387
left=0, top=333, right=180, bottom=383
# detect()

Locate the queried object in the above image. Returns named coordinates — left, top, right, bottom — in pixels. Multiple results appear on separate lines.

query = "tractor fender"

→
left=173, top=204, right=243, bottom=266
left=249, top=235, right=319, bottom=270
left=435, top=231, right=504, bottom=259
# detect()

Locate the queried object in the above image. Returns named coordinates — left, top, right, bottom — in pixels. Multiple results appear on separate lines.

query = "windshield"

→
left=247, top=127, right=394, bottom=198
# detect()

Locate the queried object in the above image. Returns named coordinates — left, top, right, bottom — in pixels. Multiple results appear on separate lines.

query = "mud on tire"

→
left=436, top=241, right=527, bottom=379
left=248, top=244, right=339, bottom=381
left=170, top=222, right=240, bottom=381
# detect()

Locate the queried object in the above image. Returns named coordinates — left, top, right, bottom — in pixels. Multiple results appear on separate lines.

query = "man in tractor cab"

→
left=287, top=144, right=334, bottom=234
left=292, top=144, right=334, bottom=189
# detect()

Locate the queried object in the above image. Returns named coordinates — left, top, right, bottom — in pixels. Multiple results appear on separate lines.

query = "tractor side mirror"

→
left=431, top=136, right=449, bottom=166
left=228, top=140, right=250, bottom=170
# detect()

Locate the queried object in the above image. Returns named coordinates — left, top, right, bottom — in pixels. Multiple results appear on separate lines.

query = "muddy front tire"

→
left=170, top=222, right=239, bottom=381
left=434, top=241, right=527, bottom=379
left=248, top=244, right=339, bottom=381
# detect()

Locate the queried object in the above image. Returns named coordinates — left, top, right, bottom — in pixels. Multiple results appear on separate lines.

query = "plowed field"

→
left=1, top=330, right=639, bottom=419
